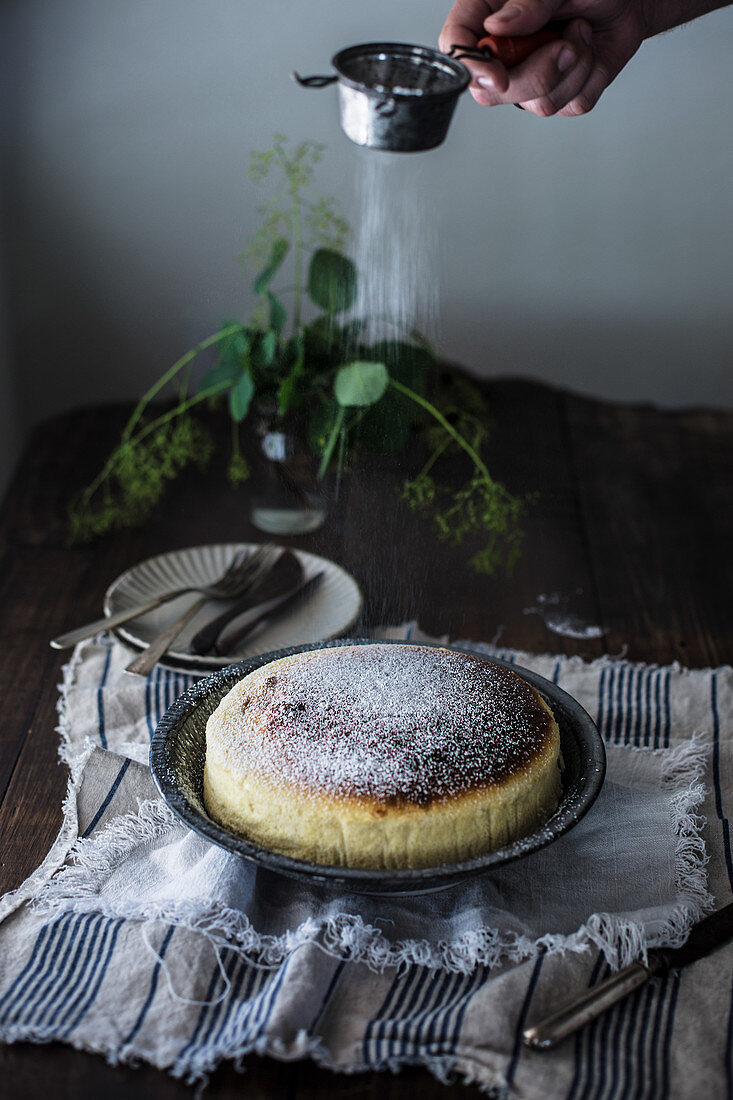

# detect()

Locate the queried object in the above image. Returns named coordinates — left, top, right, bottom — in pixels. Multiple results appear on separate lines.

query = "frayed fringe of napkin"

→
left=0, top=648, right=94, bottom=924
left=30, top=734, right=712, bottom=975
left=165, top=1026, right=507, bottom=1097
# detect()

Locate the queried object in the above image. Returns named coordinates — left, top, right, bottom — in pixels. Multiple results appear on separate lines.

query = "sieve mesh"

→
left=335, top=45, right=467, bottom=97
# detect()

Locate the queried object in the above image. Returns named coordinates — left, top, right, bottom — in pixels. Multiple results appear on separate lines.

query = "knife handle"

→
left=523, top=959, right=659, bottom=1050
left=125, top=597, right=206, bottom=676
left=214, top=573, right=324, bottom=656
left=190, top=598, right=251, bottom=655
left=50, top=593, right=174, bottom=649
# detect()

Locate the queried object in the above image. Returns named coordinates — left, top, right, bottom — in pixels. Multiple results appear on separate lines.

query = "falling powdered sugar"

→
left=350, top=151, right=439, bottom=345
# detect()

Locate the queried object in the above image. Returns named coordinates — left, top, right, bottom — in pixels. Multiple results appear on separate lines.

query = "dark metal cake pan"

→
left=150, top=638, right=606, bottom=895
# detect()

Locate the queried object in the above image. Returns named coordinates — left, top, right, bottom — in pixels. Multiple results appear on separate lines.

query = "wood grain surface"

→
left=0, top=379, right=730, bottom=1097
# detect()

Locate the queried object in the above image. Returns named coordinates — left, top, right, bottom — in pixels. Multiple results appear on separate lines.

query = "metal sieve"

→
left=294, top=42, right=471, bottom=153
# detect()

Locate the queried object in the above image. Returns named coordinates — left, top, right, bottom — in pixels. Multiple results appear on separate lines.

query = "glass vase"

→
left=249, top=407, right=326, bottom=536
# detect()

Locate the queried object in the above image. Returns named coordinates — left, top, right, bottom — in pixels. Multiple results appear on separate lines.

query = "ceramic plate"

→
left=150, top=639, right=607, bottom=895
left=105, top=544, right=363, bottom=673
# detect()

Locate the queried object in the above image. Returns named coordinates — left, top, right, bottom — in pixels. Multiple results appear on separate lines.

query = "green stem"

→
left=122, top=323, right=243, bottom=442
left=178, top=362, right=193, bottom=403
left=417, top=434, right=451, bottom=481
left=317, top=406, right=345, bottom=481
left=82, top=383, right=229, bottom=504
left=389, top=379, right=492, bottom=482
left=336, top=416, right=347, bottom=480
left=291, top=187, right=303, bottom=334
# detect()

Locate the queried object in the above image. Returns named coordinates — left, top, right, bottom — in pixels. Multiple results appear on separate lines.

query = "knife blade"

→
left=189, top=550, right=303, bottom=655
left=523, top=902, right=733, bottom=1050
left=214, top=571, right=325, bottom=655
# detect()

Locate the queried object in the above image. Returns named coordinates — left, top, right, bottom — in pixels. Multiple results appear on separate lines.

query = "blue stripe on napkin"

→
left=0, top=914, right=123, bottom=1037
left=505, top=954, right=545, bottom=1090
left=597, top=664, right=671, bottom=749
left=362, top=965, right=485, bottom=1069
left=143, top=666, right=195, bottom=741
left=711, top=670, right=733, bottom=894
left=96, top=647, right=113, bottom=750
left=82, top=758, right=131, bottom=837
left=176, top=951, right=292, bottom=1075
left=566, top=961, right=679, bottom=1100
left=120, top=924, right=176, bottom=1050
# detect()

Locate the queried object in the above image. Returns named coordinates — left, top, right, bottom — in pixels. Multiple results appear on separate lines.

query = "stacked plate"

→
left=105, top=543, right=363, bottom=674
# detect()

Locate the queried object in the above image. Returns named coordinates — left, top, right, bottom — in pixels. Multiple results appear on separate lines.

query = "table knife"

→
left=523, top=903, right=733, bottom=1050
left=214, top=572, right=324, bottom=655
left=189, top=550, right=302, bottom=655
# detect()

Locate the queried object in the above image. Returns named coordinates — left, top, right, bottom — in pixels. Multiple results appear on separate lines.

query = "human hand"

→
left=438, top=0, right=648, bottom=116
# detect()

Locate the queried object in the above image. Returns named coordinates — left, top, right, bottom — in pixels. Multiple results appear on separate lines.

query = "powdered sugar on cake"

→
left=210, top=644, right=554, bottom=805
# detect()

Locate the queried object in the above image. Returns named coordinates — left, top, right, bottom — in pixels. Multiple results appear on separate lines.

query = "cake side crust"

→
left=203, top=727, right=562, bottom=869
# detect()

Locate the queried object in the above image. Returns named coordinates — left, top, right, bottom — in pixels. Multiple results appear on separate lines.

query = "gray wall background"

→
left=1, top=0, right=731, bottom=498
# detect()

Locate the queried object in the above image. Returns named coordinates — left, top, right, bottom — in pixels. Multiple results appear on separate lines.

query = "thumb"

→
left=482, top=0, right=562, bottom=35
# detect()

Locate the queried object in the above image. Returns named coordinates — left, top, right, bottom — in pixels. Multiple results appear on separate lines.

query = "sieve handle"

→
left=477, top=24, right=563, bottom=68
left=292, top=72, right=339, bottom=88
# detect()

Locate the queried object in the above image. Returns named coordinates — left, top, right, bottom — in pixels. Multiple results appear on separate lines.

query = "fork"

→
left=188, top=548, right=301, bottom=656
left=50, top=547, right=271, bottom=650
left=124, top=547, right=276, bottom=676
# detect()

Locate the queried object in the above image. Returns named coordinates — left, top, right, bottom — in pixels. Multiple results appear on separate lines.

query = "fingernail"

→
left=477, top=75, right=495, bottom=89
left=579, top=23, right=592, bottom=45
left=557, top=47, right=575, bottom=72
left=491, top=4, right=522, bottom=22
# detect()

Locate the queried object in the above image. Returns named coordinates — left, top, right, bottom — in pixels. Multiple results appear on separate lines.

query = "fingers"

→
left=439, top=0, right=511, bottom=94
left=466, top=20, right=595, bottom=116
left=557, top=58, right=612, bottom=116
left=438, top=0, right=498, bottom=54
left=438, top=0, right=620, bottom=117
left=514, top=20, right=596, bottom=116
left=482, top=0, right=560, bottom=36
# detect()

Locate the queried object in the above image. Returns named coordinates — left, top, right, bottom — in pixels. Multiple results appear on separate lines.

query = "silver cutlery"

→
left=188, top=549, right=303, bottom=655
left=124, top=547, right=277, bottom=676
left=50, top=545, right=270, bottom=650
left=214, top=571, right=325, bottom=655
left=523, top=902, right=733, bottom=1050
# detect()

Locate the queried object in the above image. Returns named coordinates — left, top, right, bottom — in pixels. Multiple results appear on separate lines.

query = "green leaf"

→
left=197, top=329, right=250, bottom=394
left=302, top=316, right=345, bottom=371
left=317, top=406, right=345, bottom=479
left=251, top=329, right=278, bottom=371
left=358, top=393, right=412, bottom=454
left=198, top=358, right=243, bottom=394
left=277, top=334, right=306, bottom=415
left=304, top=314, right=337, bottom=346
left=334, top=361, right=388, bottom=408
left=253, top=237, right=289, bottom=294
left=368, top=340, right=433, bottom=391
left=267, top=291, right=287, bottom=336
left=229, top=368, right=255, bottom=422
left=308, top=248, right=357, bottom=314
left=278, top=374, right=298, bottom=415
left=262, top=329, right=277, bottom=363
left=308, top=401, right=340, bottom=455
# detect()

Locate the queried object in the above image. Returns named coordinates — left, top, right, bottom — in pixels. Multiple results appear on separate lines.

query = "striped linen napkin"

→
left=0, top=624, right=730, bottom=1098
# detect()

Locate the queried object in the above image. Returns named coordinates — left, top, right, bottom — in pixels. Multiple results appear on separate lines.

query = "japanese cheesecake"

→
left=203, top=643, right=562, bottom=870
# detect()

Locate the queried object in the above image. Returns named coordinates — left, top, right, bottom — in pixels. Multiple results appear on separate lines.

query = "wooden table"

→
left=0, top=378, right=730, bottom=1097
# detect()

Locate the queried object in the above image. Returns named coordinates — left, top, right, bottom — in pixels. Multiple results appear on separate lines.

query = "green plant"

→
left=69, top=136, right=525, bottom=573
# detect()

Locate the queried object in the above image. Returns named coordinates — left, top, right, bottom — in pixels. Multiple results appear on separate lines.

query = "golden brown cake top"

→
left=208, top=643, right=557, bottom=806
